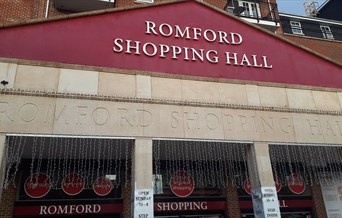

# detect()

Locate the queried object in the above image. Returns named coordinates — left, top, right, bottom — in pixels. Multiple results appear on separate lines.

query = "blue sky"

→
left=277, top=0, right=326, bottom=16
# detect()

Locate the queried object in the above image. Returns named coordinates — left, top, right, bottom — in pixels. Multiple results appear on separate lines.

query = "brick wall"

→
left=0, top=185, right=16, bottom=218
left=311, top=184, right=327, bottom=218
left=0, top=0, right=46, bottom=24
left=204, top=0, right=226, bottom=9
left=122, top=181, right=132, bottom=218
left=283, top=35, right=342, bottom=65
left=226, top=180, right=241, bottom=218
left=0, top=0, right=230, bottom=24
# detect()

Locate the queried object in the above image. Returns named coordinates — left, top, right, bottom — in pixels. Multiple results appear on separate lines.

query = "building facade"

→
left=0, top=0, right=279, bottom=31
left=0, top=1, right=341, bottom=218
left=316, top=0, right=342, bottom=22
left=280, top=13, right=342, bottom=42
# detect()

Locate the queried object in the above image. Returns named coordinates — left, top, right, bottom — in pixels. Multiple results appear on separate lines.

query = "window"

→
left=290, top=21, right=304, bottom=35
left=320, top=26, right=334, bottom=39
left=134, top=0, right=153, bottom=3
left=238, top=1, right=261, bottom=18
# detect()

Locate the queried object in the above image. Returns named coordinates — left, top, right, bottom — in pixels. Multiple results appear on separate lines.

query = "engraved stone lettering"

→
left=18, top=103, right=39, bottom=122
left=205, top=113, right=219, bottom=130
left=184, top=112, right=199, bottom=130
left=170, top=111, right=179, bottom=128
left=261, top=116, right=274, bottom=132
left=76, top=106, right=88, bottom=125
left=43, top=104, right=55, bottom=124
left=0, top=102, right=14, bottom=121
left=118, top=108, right=135, bottom=127
left=307, top=119, right=322, bottom=135
left=238, top=115, right=248, bottom=131
left=223, top=114, right=234, bottom=131
left=92, top=107, right=110, bottom=125
left=137, top=109, right=152, bottom=127
left=279, top=117, right=291, bottom=133
left=55, top=105, right=69, bottom=124
left=336, top=121, right=342, bottom=135
left=323, top=120, right=336, bottom=136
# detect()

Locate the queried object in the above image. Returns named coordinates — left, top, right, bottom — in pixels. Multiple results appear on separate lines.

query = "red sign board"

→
left=155, top=201, right=225, bottom=212
left=0, top=1, right=341, bottom=88
left=239, top=199, right=313, bottom=209
left=62, top=173, right=84, bottom=196
left=170, top=171, right=195, bottom=197
left=24, top=173, right=51, bottom=198
left=13, top=203, right=123, bottom=217
left=288, top=174, right=305, bottom=194
left=93, top=176, right=113, bottom=196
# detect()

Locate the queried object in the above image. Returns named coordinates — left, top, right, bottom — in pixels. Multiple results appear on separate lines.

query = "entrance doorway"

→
left=155, top=215, right=223, bottom=218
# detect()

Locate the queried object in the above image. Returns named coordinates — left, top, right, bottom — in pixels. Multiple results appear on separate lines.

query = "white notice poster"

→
left=133, top=188, right=153, bottom=218
left=252, top=187, right=281, bottom=218
left=321, top=180, right=342, bottom=218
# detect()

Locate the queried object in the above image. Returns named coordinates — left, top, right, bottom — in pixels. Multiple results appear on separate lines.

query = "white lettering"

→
left=143, top=42, right=158, bottom=57
left=48, top=205, right=57, bottom=215
left=40, top=206, right=47, bottom=215
left=156, top=201, right=209, bottom=211
left=145, top=21, right=158, bottom=35
left=38, top=204, right=101, bottom=215
left=159, top=23, right=173, bottom=37
left=231, top=32, right=243, bottom=44
left=113, top=38, right=123, bottom=52
left=204, top=29, right=216, bottom=42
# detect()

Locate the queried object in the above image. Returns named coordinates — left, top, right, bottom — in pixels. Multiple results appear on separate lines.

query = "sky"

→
left=277, top=0, right=326, bottom=16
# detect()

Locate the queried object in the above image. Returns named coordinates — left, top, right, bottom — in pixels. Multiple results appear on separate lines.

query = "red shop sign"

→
left=288, top=174, right=305, bottom=194
left=93, top=176, right=113, bottom=196
left=154, top=201, right=225, bottom=212
left=13, top=203, right=123, bottom=217
left=274, top=176, right=282, bottom=193
left=62, top=173, right=84, bottom=196
left=244, top=179, right=252, bottom=195
left=24, top=173, right=51, bottom=198
left=170, top=171, right=195, bottom=197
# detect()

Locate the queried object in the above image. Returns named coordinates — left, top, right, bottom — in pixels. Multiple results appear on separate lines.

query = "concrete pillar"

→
left=0, top=134, right=6, bottom=202
left=132, top=138, right=153, bottom=218
left=246, top=142, right=280, bottom=218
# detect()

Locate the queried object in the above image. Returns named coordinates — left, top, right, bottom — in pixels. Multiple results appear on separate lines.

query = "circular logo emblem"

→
left=93, top=176, right=113, bottom=196
left=24, top=173, right=51, bottom=198
left=274, top=176, right=282, bottom=193
left=62, top=173, right=84, bottom=196
left=288, top=174, right=305, bottom=194
left=170, top=171, right=194, bottom=197
left=244, top=179, right=252, bottom=195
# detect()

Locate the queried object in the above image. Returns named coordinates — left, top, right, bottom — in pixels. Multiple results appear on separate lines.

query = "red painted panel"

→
left=13, top=203, right=123, bottom=217
left=239, top=199, right=313, bottom=209
left=0, top=1, right=341, bottom=88
left=154, top=201, right=226, bottom=212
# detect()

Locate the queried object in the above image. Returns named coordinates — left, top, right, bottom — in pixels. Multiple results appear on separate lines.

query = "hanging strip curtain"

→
left=153, top=140, right=252, bottom=188
left=3, top=135, right=133, bottom=189
left=269, top=144, right=342, bottom=186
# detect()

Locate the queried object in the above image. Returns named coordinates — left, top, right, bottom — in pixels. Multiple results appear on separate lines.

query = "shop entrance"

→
left=156, top=215, right=223, bottom=218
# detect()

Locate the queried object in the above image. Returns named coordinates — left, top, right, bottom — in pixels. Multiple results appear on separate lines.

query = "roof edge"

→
left=0, top=0, right=341, bottom=68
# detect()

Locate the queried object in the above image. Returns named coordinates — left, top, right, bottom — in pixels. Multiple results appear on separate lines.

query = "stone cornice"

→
left=1, top=88, right=341, bottom=116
